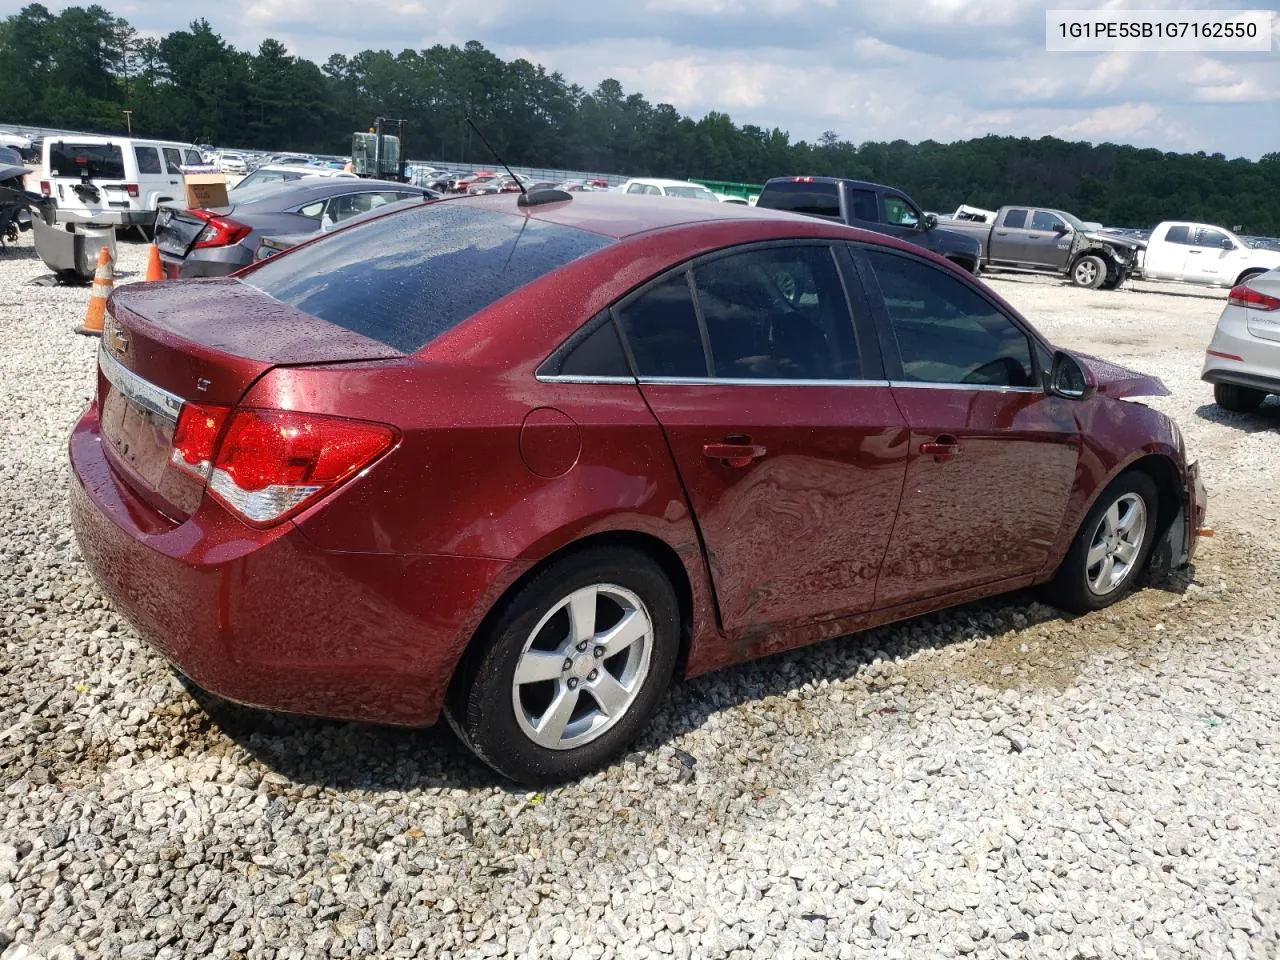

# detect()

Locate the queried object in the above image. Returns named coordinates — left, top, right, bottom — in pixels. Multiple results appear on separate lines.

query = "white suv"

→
left=40, top=135, right=203, bottom=227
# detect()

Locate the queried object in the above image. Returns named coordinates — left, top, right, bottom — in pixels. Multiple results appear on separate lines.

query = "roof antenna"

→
left=465, top=115, right=571, bottom=208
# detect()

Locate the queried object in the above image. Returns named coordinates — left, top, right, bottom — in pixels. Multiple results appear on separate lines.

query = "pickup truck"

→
left=1140, top=221, right=1280, bottom=288
left=943, top=206, right=1144, bottom=290
left=755, top=177, right=981, bottom=274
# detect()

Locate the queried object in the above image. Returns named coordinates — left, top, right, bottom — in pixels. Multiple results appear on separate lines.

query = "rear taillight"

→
left=39, top=181, right=50, bottom=195
left=171, top=402, right=232, bottom=480
left=125, top=183, right=139, bottom=198
left=1228, top=283, right=1280, bottom=311
left=189, top=209, right=252, bottom=249
left=204, top=409, right=394, bottom=525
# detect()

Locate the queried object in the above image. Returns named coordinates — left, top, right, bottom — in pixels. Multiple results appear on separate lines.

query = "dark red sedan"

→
left=70, top=192, right=1206, bottom=784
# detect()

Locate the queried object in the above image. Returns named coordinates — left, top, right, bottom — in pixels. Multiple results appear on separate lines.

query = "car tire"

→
left=1047, top=471, right=1159, bottom=613
left=445, top=546, right=680, bottom=786
left=1214, top=382, right=1267, bottom=413
left=1071, top=255, right=1107, bottom=289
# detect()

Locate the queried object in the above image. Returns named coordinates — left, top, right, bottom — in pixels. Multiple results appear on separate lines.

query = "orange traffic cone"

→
left=76, top=246, right=114, bottom=337
left=144, top=243, right=163, bottom=282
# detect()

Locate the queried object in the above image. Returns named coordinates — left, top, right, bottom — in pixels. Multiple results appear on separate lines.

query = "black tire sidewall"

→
left=1214, top=382, right=1266, bottom=413
left=1053, top=471, right=1159, bottom=613
left=457, top=548, right=680, bottom=786
left=1073, top=255, right=1107, bottom=289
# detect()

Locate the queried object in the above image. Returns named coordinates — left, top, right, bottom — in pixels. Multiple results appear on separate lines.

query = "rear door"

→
left=988, top=208, right=1031, bottom=263
left=47, top=140, right=129, bottom=220
left=619, top=242, right=908, bottom=634
left=1143, top=224, right=1191, bottom=279
left=854, top=245, right=1079, bottom=608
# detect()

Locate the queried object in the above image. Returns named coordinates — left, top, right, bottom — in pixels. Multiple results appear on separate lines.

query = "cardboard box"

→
left=183, top=172, right=228, bottom=210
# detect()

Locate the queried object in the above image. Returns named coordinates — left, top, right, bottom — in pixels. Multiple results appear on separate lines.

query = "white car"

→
left=39, top=135, right=204, bottom=226
left=617, top=178, right=719, bottom=201
left=1143, top=221, right=1280, bottom=288
left=1202, top=267, right=1280, bottom=412
left=216, top=153, right=250, bottom=176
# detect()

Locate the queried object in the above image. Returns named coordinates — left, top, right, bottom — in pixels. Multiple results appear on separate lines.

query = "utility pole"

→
left=123, top=110, right=133, bottom=136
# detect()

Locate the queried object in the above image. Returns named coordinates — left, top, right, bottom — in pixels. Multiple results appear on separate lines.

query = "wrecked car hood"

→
left=1071, top=352, right=1170, bottom=399
left=1082, top=230, right=1146, bottom=251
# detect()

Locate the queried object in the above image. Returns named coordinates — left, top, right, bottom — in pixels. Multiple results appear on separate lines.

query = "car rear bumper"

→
left=69, top=402, right=521, bottom=727
left=56, top=209, right=154, bottom=227
left=1201, top=306, right=1280, bottom=394
left=160, top=244, right=255, bottom=278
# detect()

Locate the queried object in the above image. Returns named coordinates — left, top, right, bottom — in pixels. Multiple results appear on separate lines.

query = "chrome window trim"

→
left=98, top=345, right=184, bottom=423
left=534, top=374, right=638, bottom=385
left=888, top=380, right=1045, bottom=394
left=637, top=376, right=893, bottom=388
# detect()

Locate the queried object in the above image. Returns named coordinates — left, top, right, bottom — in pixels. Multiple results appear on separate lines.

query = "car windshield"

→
left=1057, top=211, right=1088, bottom=231
left=664, top=185, right=717, bottom=201
left=245, top=203, right=613, bottom=352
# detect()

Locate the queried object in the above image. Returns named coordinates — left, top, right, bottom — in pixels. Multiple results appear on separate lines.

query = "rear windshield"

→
left=49, top=142, right=125, bottom=180
left=757, top=180, right=841, bottom=218
left=245, top=202, right=612, bottom=352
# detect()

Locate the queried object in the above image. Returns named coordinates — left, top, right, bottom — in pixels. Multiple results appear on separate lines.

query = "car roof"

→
left=44, top=135, right=195, bottom=149
left=764, top=175, right=902, bottom=193
left=448, top=191, right=851, bottom=240
left=247, top=178, right=421, bottom=207
left=256, top=164, right=350, bottom=175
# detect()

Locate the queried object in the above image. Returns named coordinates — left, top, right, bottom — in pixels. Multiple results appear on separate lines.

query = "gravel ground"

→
left=1, top=236, right=1278, bottom=960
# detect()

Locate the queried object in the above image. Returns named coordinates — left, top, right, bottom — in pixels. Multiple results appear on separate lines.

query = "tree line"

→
left=2, top=4, right=1278, bottom=233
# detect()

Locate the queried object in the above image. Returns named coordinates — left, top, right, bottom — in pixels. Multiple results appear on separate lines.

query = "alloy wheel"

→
left=511, top=584, right=653, bottom=750
left=1085, top=492, right=1147, bottom=595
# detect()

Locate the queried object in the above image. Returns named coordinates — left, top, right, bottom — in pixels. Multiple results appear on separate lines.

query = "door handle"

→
left=703, top=442, right=767, bottom=468
left=920, top=436, right=962, bottom=462
left=1187, top=250, right=1202, bottom=255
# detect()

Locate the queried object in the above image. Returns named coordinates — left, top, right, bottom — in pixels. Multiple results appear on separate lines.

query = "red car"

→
left=70, top=193, right=1206, bottom=784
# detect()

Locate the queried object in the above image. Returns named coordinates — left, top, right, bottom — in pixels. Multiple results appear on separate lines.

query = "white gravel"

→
left=1, top=236, right=1278, bottom=960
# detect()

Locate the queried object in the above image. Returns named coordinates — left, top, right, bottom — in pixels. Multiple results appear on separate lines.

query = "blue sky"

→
left=11, top=0, right=1280, bottom=157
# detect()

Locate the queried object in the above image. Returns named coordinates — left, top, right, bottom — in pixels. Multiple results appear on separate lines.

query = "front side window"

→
left=865, top=249, right=1035, bottom=388
left=134, top=147, right=162, bottom=175
left=692, top=245, right=860, bottom=380
left=1030, top=211, right=1066, bottom=232
left=183, top=149, right=202, bottom=166
left=626, top=182, right=647, bottom=194
left=162, top=148, right=184, bottom=175
left=613, top=272, right=706, bottom=378
left=1196, top=228, right=1231, bottom=248
left=883, top=195, right=919, bottom=228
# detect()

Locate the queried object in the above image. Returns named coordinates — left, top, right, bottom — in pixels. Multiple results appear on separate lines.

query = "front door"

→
left=855, top=246, right=1080, bottom=607
left=1025, top=209, right=1074, bottom=270
left=613, top=243, right=909, bottom=633
left=1183, top=226, right=1234, bottom=285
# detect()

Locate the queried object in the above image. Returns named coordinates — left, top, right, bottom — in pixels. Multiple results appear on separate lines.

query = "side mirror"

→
left=1220, top=238, right=1234, bottom=250
left=1048, top=350, right=1095, bottom=400
left=923, top=213, right=937, bottom=231
left=1053, top=223, right=1070, bottom=234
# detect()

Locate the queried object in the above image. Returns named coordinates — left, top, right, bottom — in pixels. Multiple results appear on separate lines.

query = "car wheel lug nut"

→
left=563, top=658, right=574, bottom=671
left=577, top=641, right=588, bottom=652
left=594, top=646, right=605, bottom=658
left=588, top=670, right=598, bottom=681
left=567, top=678, right=578, bottom=689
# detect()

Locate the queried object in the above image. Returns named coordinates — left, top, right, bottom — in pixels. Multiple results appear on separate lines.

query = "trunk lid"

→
left=1245, top=269, right=1280, bottom=343
left=97, top=279, right=403, bottom=522
left=154, top=206, right=229, bottom=259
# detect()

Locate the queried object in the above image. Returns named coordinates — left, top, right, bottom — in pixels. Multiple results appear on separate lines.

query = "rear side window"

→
left=757, top=180, right=841, bottom=218
left=614, top=273, right=707, bottom=378
left=847, top=189, right=878, bottom=222
left=544, top=317, right=631, bottom=378
left=246, top=204, right=612, bottom=353
left=49, top=142, right=124, bottom=179
left=1003, top=209, right=1029, bottom=229
left=1164, top=225, right=1191, bottom=244
left=692, top=245, right=860, bottom=380
left=134, top=147, right=162, bottom=175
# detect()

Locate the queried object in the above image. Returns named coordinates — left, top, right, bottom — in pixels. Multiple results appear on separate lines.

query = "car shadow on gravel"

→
left=183, top=566, right=1195, bottom=794
left=1194, top=400, right=1280, bottom=429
